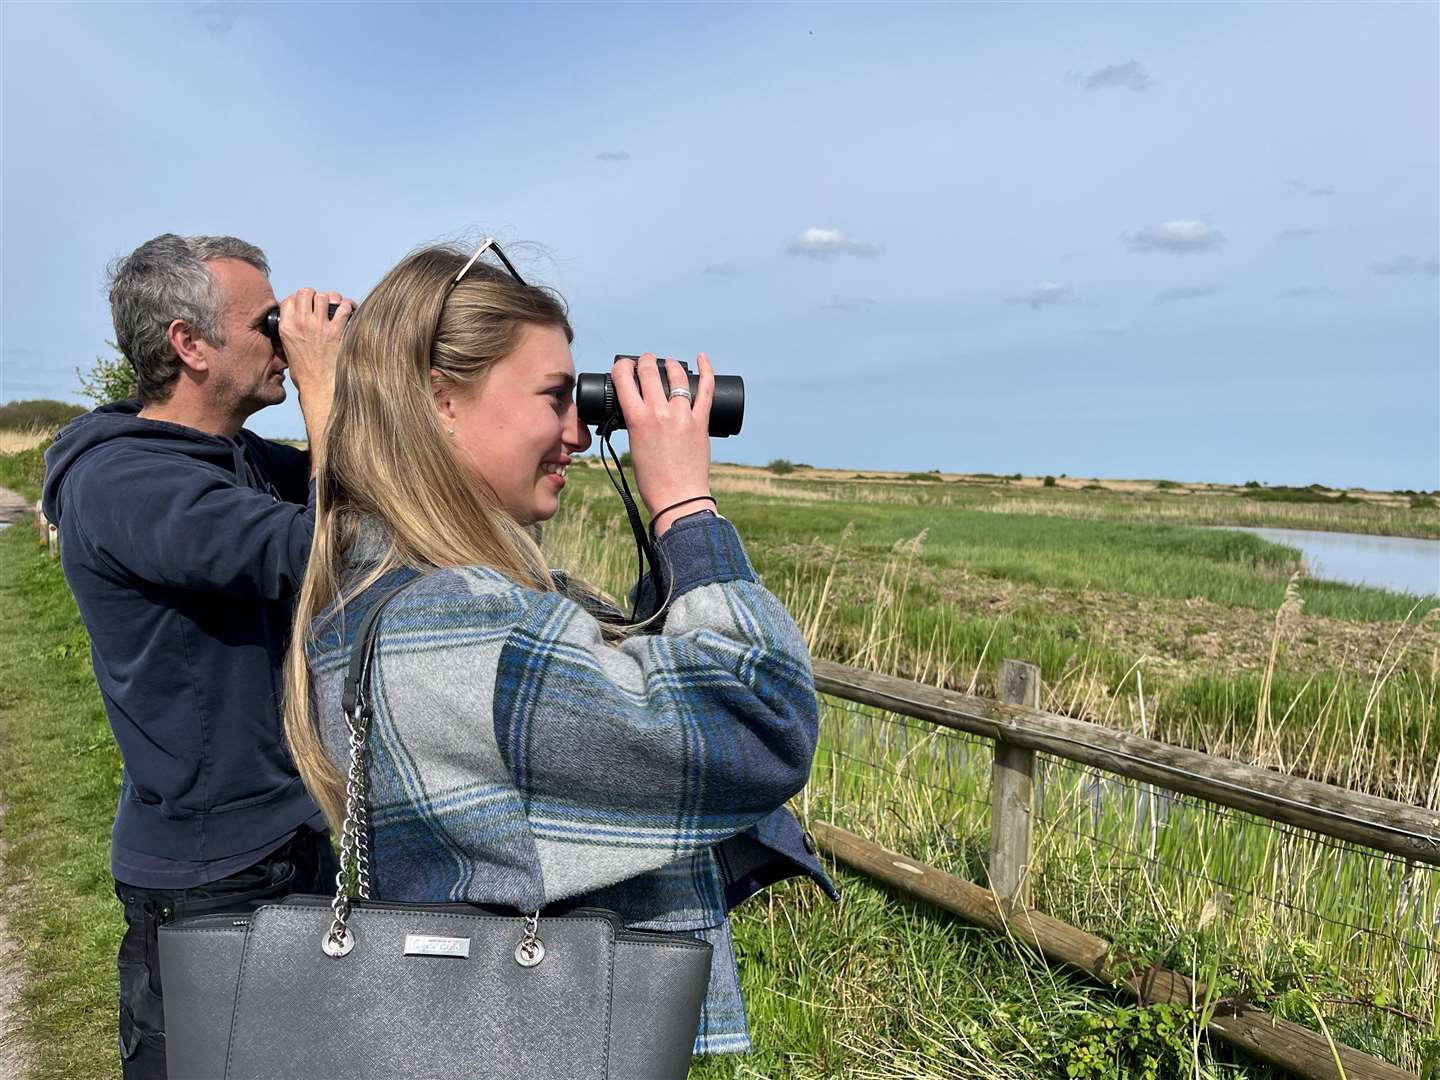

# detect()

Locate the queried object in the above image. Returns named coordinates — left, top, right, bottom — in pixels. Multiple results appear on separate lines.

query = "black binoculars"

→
left=577, top=356, right=744, bottom=438
left=261, top=303, right=345, bottom=344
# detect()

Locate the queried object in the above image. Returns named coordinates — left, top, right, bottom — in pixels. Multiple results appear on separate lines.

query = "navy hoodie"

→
left=42, top=400, right=324, bottom=887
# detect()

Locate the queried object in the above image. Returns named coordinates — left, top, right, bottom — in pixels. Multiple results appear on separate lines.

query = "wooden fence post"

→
left=47, top=522, right=59, bottom=560
left=988, top=659, right=1040, bottom=909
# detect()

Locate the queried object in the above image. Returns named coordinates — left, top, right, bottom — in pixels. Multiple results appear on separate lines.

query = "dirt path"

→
left=0, top=492, right=37, bottom=1075
left=0, top=487, right=30, bottom=528
left=0, top=802, right=34, bottom=1079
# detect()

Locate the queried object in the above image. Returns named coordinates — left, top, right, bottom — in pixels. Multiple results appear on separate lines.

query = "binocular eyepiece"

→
left=577, top=356, right=744, bottom=438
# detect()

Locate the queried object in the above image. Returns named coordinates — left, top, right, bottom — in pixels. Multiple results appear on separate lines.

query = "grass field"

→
left=2, top=445, right=1437, bottom=1077
left=0, top=523, right=1310, bottom=1080
left=546, top=463, right=1440, bottom=1074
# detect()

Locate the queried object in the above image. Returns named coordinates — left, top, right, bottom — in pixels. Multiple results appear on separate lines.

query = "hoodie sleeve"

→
left=64, top=446, right=314, bottom=599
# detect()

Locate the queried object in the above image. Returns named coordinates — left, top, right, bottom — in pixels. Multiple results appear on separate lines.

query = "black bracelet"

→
left=649, top=495, right=717, bottom=536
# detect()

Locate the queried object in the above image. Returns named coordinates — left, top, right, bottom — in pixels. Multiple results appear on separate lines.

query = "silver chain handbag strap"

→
left=320, top=575, right=544, bottom=967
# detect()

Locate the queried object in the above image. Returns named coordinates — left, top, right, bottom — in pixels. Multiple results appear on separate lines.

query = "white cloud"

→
left=595, top=151, right=631, bottom=162
left=1155, top=284, right=1222, bottom=303
left=1371, top=255, right=1439, bottom=278
left=822, top=295, right=877, bottom=312
left=786, top=227, right=882, bottom=260
left=1124, top=220, right=1226, bottom=255
left=1068, top=61, right=1152, bottom=93
left=1006, top=281, right=1073, bottom=309
left=194, top=3, right=244, bottom=38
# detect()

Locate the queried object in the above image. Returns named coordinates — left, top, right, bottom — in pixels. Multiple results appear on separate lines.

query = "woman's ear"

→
left=431, top=369, right=456, bottom=429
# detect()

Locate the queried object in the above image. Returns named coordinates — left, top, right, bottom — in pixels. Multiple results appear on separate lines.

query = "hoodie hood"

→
left=42, top=400, right=262, bottom=525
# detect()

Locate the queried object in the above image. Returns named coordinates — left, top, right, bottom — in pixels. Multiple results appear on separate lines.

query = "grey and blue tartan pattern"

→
left=307, top=514, right=819, bottom=1053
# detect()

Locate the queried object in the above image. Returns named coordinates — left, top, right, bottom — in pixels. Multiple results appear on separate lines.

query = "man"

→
left=40, top=234, right=353, bottom=1079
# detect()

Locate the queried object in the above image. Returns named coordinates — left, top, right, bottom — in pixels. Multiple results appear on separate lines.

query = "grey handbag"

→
left=158, top=578, right=712, bottom=1080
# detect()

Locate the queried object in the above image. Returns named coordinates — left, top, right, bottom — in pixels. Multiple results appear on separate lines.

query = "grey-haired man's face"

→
left=201, top=258, right=285, bottom=416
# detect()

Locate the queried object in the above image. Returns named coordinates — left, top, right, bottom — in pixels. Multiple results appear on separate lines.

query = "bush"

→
left=0, top=441, right=50, bottom=502
left=1043, top=475, right=1057, bottom=488
left=0, top=400, right=85, bottom=430
left=766, top=459, right=796, bottom=475
left=77, top=348, right=136, bottom=406
left=1410, top=495, right=1437, bottom=510
left=1155, top=479, right=1181, bottom=490
left=1243, top=485, right=1353, bottom=505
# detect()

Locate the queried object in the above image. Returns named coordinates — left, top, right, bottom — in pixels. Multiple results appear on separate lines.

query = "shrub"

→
left=0, top=400, right=85, bottom=430
left=1410, top=495, right=1437, bottom=510
left=1155, top=479, right=1181, bottom=490
left=766, top=459, right=796, bottom=475
left=1043, top=475, right=1057, bottom=488
left=0, top=440, right=49, bottom=502
left=77, top=348, right=137, bottom=405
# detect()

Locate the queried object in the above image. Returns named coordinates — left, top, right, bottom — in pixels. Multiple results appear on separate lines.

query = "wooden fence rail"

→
left=810, top=656, right=1438, bottom=1079
left=812, top=657, right=1440, bottom=867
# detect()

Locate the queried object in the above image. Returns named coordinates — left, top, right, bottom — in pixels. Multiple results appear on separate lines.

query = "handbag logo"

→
left=403, top=934, right=472, bottom=958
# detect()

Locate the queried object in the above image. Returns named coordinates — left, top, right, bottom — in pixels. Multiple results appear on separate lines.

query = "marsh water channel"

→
left=1223, top=525, right=1440, bottom=598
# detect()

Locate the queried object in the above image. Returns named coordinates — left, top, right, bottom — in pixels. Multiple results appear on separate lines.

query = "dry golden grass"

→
left=0, top=427, right=51, bottom=454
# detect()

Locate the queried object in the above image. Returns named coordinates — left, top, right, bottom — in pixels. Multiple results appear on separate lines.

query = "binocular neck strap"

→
left=596, top=422, right=664, bottom=624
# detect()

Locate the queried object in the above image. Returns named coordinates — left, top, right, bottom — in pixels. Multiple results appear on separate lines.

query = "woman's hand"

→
left=611, top=353, right=715, bottom=536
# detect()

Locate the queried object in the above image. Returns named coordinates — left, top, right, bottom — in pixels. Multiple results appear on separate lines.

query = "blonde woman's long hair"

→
left=283, top=244, right=573, bottom=829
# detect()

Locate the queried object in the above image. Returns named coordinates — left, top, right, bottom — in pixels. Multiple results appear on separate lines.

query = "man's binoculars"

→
left=577, top=356, right=744, bottom=438
left=261, top=303, right=344, bottom=344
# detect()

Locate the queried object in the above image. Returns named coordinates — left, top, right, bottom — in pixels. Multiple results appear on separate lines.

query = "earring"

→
left=446, top=427, right=456, bottom=438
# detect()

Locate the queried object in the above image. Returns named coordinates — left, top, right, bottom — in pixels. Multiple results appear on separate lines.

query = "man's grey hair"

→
left=107, top=234, right=270, bottom=404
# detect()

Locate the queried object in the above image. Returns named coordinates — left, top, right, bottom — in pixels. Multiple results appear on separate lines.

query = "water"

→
left=1226, top=526, right=1440, bottom=598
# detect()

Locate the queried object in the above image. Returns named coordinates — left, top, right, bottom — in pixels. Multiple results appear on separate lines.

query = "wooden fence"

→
left=809, top=657, right=1439, bottom=1080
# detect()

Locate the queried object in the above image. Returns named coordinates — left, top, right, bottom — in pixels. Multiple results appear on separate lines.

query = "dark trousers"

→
left=113, top=828, right=339, bottom=1080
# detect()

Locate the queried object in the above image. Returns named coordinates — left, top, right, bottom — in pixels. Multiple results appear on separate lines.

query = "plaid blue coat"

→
left=308, top=513, right=836, bottom=1054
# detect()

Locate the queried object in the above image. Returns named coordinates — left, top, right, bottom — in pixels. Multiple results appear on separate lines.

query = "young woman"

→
left=282, top=240, right=835, bottom=1056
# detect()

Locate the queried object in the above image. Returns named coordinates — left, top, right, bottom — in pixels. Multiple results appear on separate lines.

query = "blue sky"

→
left=3, top=2, right=1437, bottom=489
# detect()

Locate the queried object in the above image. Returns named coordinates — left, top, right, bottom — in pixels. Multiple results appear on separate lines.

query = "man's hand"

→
left=278, top=288, right=354, bottom=473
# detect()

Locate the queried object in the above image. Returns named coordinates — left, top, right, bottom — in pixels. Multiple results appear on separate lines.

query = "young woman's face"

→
left=435, top=323, right=592, bottom=525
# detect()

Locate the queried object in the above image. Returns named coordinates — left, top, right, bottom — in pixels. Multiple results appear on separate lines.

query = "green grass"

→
left=713, top=491, right=1436, bottom=623
left=0, top=443, right=46, bottom=504
left=0, top=526, right=123, bottom=1079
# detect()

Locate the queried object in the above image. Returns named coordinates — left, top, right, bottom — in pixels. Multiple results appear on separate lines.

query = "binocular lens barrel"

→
left=262, top=303, right=345, bottom=341
left=576, top=357, right=744, bottom=438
